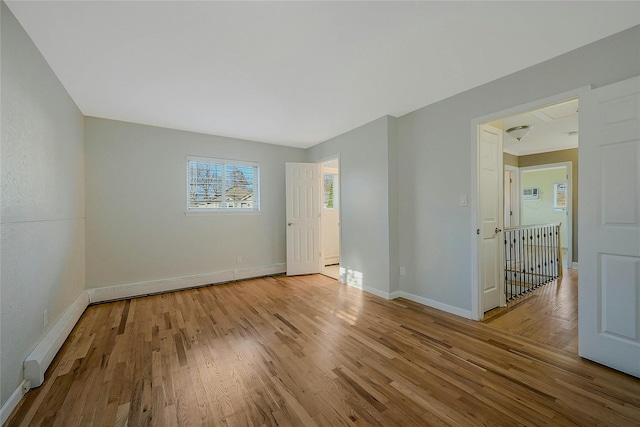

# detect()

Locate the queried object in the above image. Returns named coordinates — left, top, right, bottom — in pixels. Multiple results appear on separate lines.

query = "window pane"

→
left=187, top=158, right=259, bottom=211
left=324, top=174, right=335, bottom=209
left=188, top=161, right=223, bottom=209
left=225, top=165, right=256, bottom=209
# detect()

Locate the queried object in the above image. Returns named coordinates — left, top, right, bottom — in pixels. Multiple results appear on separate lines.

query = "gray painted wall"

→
left=1, top=2, right=638, bottom=410
left=307, top=116, right=393, bottom=297
left=1, top=2, right=85, bottom=406
left=396, top=25, right=640, bottom=312
left=84, top=118, right=305, bottom=289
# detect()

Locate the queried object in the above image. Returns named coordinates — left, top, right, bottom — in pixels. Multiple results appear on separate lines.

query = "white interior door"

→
left=479, top=124, right=505, bottom=313
left=579, top=76, right=640, bottom=377
left=286, top=162, right=320, bottom=276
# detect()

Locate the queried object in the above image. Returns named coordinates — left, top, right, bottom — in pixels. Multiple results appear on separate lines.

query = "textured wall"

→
left=1, top=2, right=85, bottom=406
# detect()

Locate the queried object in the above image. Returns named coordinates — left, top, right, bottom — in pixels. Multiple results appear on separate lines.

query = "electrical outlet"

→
left=43, top=310, right=48, bottom=328
left=400, top=266, right=406, bottom=276
left=237, top=256, right=242, bottom=264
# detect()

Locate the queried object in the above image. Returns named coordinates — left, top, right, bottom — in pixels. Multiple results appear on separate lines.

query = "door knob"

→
left=288, top=222, right=294, bottom=226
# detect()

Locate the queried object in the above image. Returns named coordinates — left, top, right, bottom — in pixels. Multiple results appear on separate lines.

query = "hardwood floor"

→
left=6, top=274, right=640, bottom=426
left=483, top=269, right=579, bottom=353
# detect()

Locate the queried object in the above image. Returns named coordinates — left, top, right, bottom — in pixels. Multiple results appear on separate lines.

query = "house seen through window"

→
left=187, top=156, right=260, bottom=211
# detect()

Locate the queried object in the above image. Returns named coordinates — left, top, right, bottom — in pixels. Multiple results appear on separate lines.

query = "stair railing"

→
left=504, top=223, right=562, bottom=301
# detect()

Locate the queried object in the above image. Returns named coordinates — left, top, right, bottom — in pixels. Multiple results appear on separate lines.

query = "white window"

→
left=553, top=181, right=567, bottom=210
left=323, top=173, right=338, bottom=209
left=187, top=156, right=260, bottom=211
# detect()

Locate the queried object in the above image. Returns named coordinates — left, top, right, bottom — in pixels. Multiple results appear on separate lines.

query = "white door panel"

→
left=479, top=124, right=505, bottom=312
left=286, top=162, right=320, bottom=276
left=579, top=76, right=640, bottom=377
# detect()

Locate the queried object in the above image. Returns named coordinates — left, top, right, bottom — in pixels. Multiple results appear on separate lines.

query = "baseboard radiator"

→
left=504, top=223, right=562, bottom=302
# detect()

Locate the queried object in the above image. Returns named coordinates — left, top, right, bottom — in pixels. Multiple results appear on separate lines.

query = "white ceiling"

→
left=6, top=1, right=640, bottom=148
left=500, top=99, right=579, bottom=156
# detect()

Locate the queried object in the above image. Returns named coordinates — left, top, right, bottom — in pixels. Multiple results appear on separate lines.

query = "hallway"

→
left=483, top=269, right=578, bottom=353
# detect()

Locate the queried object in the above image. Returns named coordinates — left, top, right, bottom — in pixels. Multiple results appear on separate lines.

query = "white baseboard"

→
left=24, top=291, right=89, bottom=388
left=389, top=291, right=402, bottom=299
left=0, top=379, right=30, bottom=425
left=343, top=283, right=473, bottom=321
left=362, top=286, right=391, bottom=300
left=390, top=291, right=473, bottom=320
left=342, top=279, right=392, bottom=300
left=234, top=263, right=286, bottom=281
left=571, top=262, right=579, bottom=270
left=87, top=264, right=286, bottom=304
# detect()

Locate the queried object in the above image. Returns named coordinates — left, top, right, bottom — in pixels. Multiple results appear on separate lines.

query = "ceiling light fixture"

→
left=505, top=125, right=533, bottom=142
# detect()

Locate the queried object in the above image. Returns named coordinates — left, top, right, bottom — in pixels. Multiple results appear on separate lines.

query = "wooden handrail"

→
left=504, top=223, right=561, bottom=231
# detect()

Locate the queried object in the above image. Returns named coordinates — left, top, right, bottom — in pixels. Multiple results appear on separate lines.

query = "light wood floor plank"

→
left=5, top=274, right=640, bottom=426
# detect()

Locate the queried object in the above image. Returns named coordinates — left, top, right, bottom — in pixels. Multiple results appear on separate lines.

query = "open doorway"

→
left=320, top=158, right=340, bottom=280
left=499, top=98, right=577, bottom=271
left=475, top=95, right=580, bottom=353
left=474, top=92, right=581, bottom=320
left=519, top=163, right=572, bottom=268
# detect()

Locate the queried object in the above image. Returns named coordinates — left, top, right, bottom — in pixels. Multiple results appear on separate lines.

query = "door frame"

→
left=470, top=86, right=589, bottom=321
left=504, top=165, right=520, bottom=228
left=319, top=155, right=342, bottom=281
left=518, top=162, right=573, bottom=269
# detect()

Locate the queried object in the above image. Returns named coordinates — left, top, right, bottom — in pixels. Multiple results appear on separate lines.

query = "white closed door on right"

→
left=579, top=76, right=640, bottom=377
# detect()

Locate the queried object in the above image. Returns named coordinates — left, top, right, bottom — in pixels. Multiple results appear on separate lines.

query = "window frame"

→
left=186, top=155, right=260, bottom=213
left=553, top=181, right=567, bottom=211
left=323, top=172, right=339, bottom=210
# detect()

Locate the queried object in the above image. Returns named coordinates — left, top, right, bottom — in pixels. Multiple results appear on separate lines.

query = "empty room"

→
left=1, top=1, right=640, bottom=426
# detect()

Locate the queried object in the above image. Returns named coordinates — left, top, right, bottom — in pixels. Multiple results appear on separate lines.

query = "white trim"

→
left=470, top=86, right=590, bottom=321
left=362, top=286, right=391, bottom=300
left=0, top=379, right=30, bottom=425
left=87, top=264, right=286, bottom=304
left=88, top=271, right=233, bottom=303
left=233, top=264, right=286, bottom=281
left=571, top=262, right=579, bottom=270
left=319, top=155, right=341, bottom=278
left=186, top=155, right=258, bottom=168
left=391, top=291, right=473, bottom=320
left=24, top=291, right=89, bottom=388
left=186, top=156, right=261, bottom=212
left=504, top=165, right=520, bottom=227
left=340, top=277, right=391, bottom=299
left=184, top=209, right=262, bottom=216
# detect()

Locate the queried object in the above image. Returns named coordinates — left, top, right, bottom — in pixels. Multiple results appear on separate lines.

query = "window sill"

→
left=184, top=209, right=261, bottom=216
